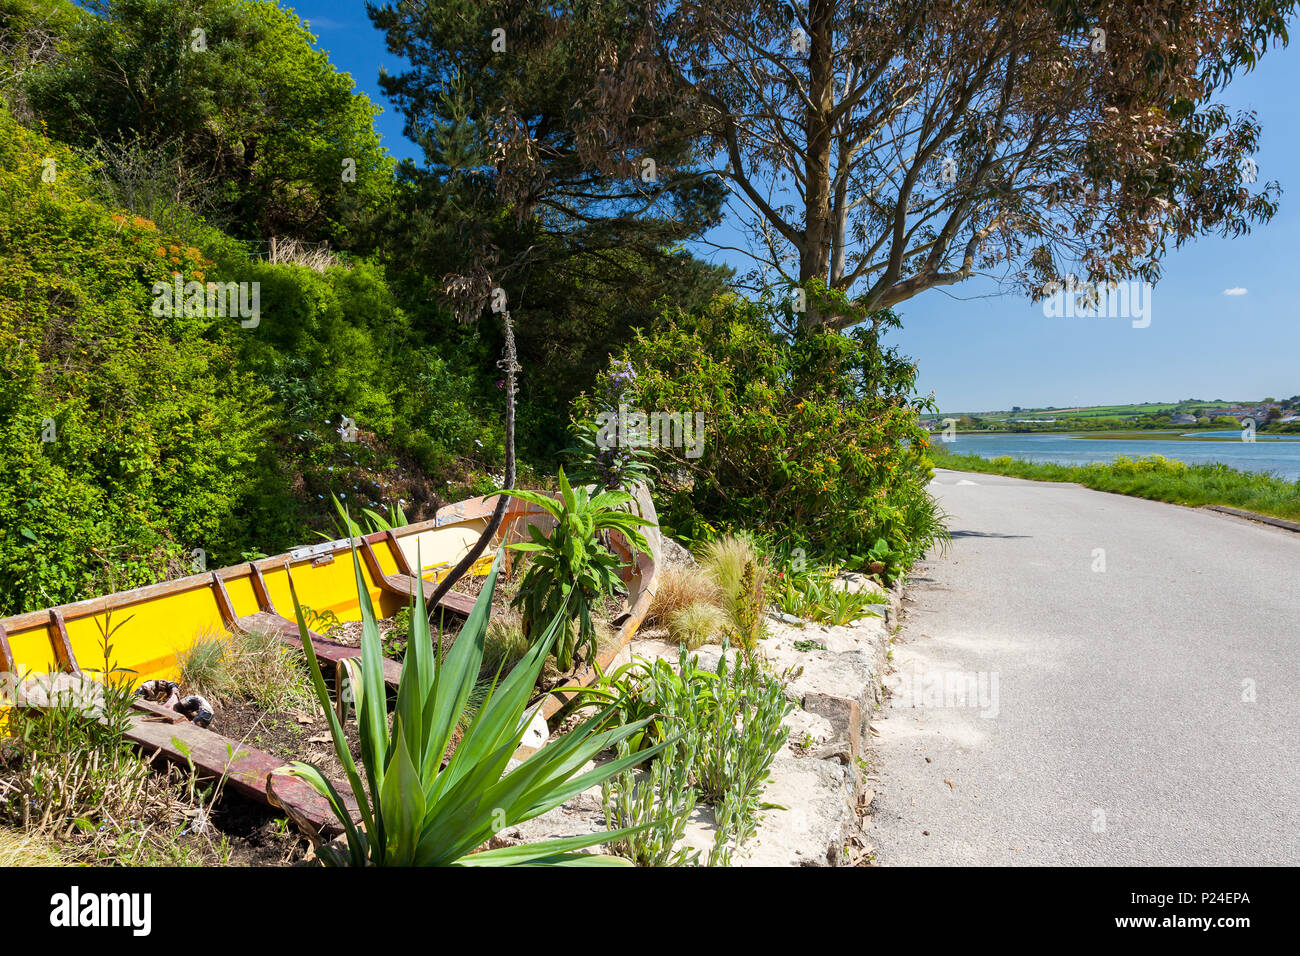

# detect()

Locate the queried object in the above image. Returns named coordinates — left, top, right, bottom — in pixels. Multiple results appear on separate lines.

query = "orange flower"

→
left=155, top=247, right=167, bottom=257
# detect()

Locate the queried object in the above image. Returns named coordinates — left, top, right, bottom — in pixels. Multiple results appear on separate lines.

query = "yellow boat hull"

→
left=0, top=492, right=656, bottom=703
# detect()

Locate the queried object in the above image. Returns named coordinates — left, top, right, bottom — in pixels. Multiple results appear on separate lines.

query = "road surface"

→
left=869, top=469, right=1299, bottom=865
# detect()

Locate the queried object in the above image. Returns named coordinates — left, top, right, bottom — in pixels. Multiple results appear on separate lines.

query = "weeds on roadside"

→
left=771, top=553, right=888, bottom=625
left=602, top=733, right=700, bottom=867
left=693, top=646, right=791, bottom=843
left=586, top=644, right=792, bottom=865
left=666, top=602, right=728, bottom=650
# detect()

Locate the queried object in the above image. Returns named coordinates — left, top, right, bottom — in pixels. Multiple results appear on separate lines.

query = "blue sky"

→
left=291, top=1, right=1298, bottom=412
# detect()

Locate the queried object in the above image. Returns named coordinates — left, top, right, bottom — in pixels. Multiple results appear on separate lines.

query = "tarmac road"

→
left=869, top=469, right=1300, bottom=865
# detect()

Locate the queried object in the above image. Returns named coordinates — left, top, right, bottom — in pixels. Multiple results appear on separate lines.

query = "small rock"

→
left=660, top=535, right=697, bottom=569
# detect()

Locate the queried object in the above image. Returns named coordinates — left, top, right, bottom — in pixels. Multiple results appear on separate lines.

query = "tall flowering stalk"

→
left=569, top=360, right=656, bottom=491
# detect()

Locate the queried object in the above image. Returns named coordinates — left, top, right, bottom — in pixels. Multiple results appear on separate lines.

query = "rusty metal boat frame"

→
left=0, top=490, right=658, bottom=834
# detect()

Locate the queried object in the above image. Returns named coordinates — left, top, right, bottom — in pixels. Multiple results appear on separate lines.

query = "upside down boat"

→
left=0, top=491, right=659, bottom=834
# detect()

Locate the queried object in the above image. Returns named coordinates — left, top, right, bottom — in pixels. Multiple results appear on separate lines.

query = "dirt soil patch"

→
left=215, top=699, right=363, bottom=793
left=191, top=697, right=366, bottom=865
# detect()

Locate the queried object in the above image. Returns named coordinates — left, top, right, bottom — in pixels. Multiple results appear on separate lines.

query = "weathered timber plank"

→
left=234, top=611, right=402, bottom=690
left=123, top=706, right=358, bottom=836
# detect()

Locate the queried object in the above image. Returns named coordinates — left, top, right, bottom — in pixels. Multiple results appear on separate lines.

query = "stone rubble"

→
left=499, top=572, right=903, bottom=866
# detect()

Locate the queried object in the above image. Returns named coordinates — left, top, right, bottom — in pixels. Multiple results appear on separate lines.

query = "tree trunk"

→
left=799, top=0, right=836, bottom=329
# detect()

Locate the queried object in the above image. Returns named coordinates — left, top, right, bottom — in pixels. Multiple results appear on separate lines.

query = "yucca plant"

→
left=504, top=468, right=654, bottom=672
left=275, top=546, right=666, bottom=866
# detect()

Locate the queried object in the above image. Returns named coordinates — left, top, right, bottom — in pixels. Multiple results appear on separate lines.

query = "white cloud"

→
left=1222, top=287, right=1248, bottom=296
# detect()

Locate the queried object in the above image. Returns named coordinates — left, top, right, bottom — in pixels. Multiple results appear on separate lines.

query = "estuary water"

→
left=939, top=432, right=1300, bottom=481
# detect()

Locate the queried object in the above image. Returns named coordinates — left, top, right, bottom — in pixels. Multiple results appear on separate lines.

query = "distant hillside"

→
left=938, top=398, right=1295, bottom=421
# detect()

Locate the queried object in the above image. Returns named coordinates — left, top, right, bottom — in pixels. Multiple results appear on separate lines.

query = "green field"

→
left=938, top=400, right=1259, bottom=421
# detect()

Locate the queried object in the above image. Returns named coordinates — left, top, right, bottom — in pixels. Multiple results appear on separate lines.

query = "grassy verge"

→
left=930, top=448, right=1300, bottom=522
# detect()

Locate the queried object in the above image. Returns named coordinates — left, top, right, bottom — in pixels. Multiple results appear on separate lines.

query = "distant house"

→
left=1170, top=414, right=1197, bottom=425
left=1281, top=414, right=1300, bottom=424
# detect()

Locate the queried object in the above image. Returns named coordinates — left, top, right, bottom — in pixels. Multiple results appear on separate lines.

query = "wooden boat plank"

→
left=48, top=609, right=79, bottom=675
left=123, top=703, right=357, bottom=836
left=233, top=611, right=403, bottom=690
left=0, top=623, right=13, bottom=674
left=359, top=535, right=477, bottom=618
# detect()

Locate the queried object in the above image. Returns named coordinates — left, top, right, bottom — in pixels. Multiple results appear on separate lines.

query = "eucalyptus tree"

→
left=685, top=1, right=1293, bottom=324
left=421, top=0, right=1291, bottom=329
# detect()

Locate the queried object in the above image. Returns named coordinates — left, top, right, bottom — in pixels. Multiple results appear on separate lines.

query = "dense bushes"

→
left=0, top=0, right=948, bottom=615
left=574, top=292, right=946, bottom=567
left=18, top=0, right=394, bottom=243
left=0, top=106, right=505, bottom=613
left=0, top=109, right=268, bottom=610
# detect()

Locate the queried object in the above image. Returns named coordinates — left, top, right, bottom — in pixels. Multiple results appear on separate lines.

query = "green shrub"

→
left=645, top=564, right=722, bottom=627
left=690, top=647, right=792, bottom=858
left=505, top=469, right=654, bottom=672
left=593, top=645, right=792, bottom=865
left=0, top=105, right=269, bottom=613
left=602, top=734, right=700, bottom=867
left=20, top=0, right=395, bottom=244
left=666, top=602, right=728, bottom=650
left=770, top=559, right=887, bottom=624
left=574, top=291, right=945, bottom=570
